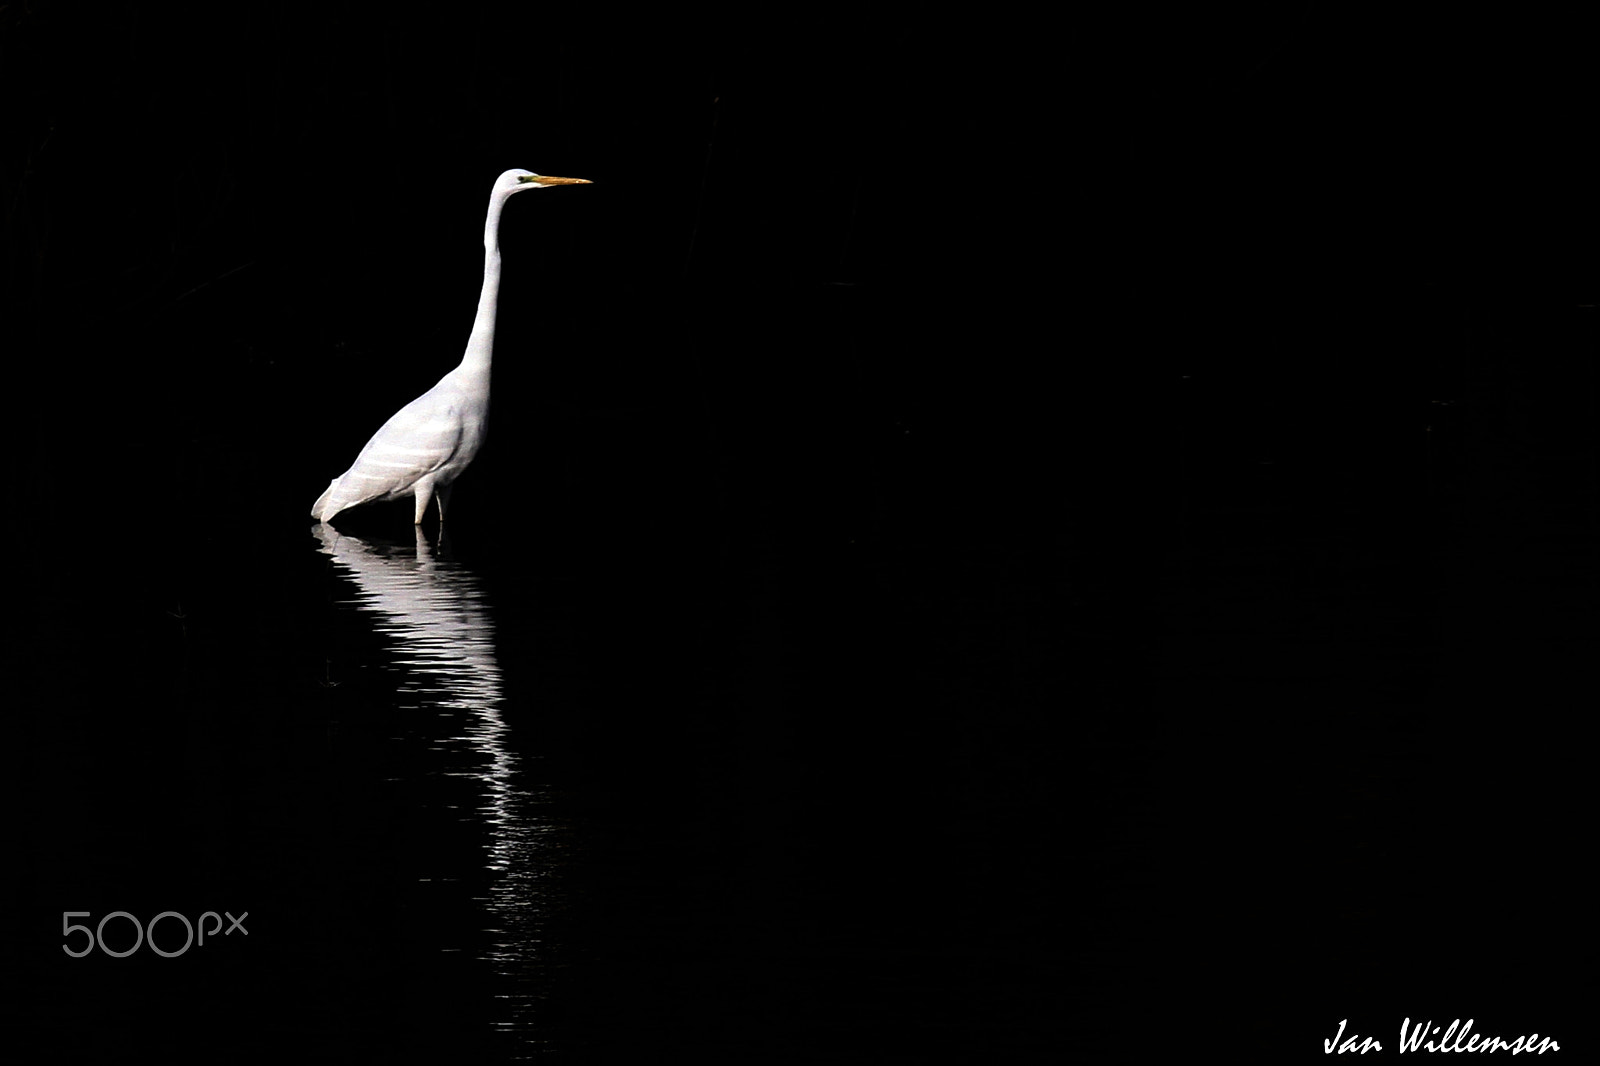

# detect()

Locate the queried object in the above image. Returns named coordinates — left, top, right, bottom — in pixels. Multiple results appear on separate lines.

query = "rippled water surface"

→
left=25, top=495, right=1111, bottom=1063
left=312, top=525, right=565, bottom=1054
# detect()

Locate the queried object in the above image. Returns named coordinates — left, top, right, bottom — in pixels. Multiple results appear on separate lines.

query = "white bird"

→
left=312, top=168, right=591, bottom=525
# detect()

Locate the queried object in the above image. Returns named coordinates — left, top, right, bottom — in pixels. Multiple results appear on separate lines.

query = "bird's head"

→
left=501, top=168, right=592, bottom=194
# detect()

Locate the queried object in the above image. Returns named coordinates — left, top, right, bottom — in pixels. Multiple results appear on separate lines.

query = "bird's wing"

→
left=316, top=383, right=468, bottom=516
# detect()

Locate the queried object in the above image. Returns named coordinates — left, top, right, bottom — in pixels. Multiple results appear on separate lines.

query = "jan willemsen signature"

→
left=1326, top=1018, right=1560, bottom=1055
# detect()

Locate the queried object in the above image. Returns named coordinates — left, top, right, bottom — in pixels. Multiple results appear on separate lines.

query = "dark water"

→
left=22, top=502, right=1104, bottom=1062
left=20, top=291, right=1594, bottom=1063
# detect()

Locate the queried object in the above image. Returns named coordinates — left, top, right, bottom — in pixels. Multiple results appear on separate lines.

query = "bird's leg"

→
left=413, top=479, right=435, bottom=525
left=436, top=484, right=454, bottom=524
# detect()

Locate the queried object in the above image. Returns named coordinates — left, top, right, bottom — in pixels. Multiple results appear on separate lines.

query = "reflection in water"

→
left=312, top=524, right=555, bottom=1053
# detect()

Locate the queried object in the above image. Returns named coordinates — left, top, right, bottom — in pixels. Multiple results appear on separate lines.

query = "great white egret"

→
left=311, top=169, right=591, bottom=525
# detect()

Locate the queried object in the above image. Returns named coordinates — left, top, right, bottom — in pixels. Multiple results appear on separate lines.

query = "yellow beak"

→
left=518, top=175, right=592, bottom=185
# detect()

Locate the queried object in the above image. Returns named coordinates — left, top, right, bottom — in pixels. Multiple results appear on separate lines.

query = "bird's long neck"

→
left=459, top=189, right=513, bottom=377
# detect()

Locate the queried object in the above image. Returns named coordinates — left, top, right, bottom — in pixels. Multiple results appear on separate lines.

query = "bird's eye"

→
left=517, top=175, right=540, bottom=183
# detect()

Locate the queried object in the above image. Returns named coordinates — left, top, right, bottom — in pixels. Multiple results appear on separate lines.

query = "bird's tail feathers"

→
left=312, top=479, right=341, bottom=522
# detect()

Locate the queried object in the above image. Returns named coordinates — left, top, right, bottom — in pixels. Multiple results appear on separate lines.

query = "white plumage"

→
left=312, top=168, right=590, bottom=525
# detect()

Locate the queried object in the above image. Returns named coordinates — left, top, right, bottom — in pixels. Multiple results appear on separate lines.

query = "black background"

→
left=10, top=4, right=1595, bottom=1062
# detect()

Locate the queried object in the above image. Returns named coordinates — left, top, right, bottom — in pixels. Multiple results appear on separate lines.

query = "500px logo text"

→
left=62, top=911, right=249, bottom=958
